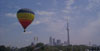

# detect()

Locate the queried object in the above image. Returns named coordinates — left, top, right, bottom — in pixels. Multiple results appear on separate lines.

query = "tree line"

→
left=0, top=43, right=100, bottom=51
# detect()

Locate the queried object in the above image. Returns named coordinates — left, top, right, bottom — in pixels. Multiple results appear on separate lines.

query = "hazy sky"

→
left=0, top=0, right=100, bottom=47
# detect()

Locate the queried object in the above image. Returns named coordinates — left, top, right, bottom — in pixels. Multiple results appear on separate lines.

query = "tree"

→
left=0, top=45, right=6, bottom=51
left=34, top=43, right=45, bottom=51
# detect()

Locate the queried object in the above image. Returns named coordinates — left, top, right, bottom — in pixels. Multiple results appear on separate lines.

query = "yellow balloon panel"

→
left=17, top=13, right=35, bottom=21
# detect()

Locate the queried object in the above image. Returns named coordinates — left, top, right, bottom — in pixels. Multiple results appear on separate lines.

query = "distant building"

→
left=30, top=42, right=34, bottom=47
left=49, top=36, right=53, bottom=46
left=56, top=39, right=61, bottom=45
left=53, top=38, right=56, bottom=46
left=63, top=41, right=67, bottom=46
left=49, top=37, right=63, bottom=46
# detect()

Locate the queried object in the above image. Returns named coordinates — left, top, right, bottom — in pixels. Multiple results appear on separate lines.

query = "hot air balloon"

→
left=17, top=8, right=35, bottom=32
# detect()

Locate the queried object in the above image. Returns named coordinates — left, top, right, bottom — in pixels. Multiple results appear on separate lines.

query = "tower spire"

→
left=67, top=17, right=70, bottom=46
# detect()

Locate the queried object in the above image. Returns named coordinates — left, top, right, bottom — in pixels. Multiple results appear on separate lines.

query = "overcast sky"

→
left=0, top=0, right=100, bottom=47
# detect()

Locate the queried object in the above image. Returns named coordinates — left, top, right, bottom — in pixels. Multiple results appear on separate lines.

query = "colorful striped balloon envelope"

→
left=17, top=8, right=35, bottom=32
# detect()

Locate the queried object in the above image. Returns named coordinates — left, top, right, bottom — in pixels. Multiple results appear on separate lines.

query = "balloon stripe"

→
left=19, top=19, right=32, bottom=29
left=17, top=13, right=34, bottom=21
left=17, top=11, right=34, bottom=15
left=17, top=8, right=35, bottom=14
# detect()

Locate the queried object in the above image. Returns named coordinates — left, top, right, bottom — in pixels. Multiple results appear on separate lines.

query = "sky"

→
left=0, top=0, right=100, bottom=47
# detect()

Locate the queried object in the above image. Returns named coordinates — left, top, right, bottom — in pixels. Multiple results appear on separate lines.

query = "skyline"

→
left=0, top=0, right=100, bottom=47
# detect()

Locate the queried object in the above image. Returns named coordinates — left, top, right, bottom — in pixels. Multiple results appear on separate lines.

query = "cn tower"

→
left=67, top=17, right=70, bottom=46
